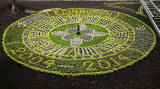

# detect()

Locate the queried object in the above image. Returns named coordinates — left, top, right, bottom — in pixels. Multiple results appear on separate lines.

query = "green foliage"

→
left=86, top=24, right=107, bottom=32
left=80, top=36, right=107, bottom=47
left=70, top=31, right=87, bottom=38
left=53, top=24, right=78, bottom=31
left=5, top=26, right=25, bottom=43
left=49, top=35, right=70, bottom=47
left=117, top=13, right=143, bottom=27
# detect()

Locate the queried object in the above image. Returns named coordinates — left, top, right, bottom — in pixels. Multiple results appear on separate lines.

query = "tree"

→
left=11, top=0, right=19, bottom=15
left=11, top=0, right=37, bottom=14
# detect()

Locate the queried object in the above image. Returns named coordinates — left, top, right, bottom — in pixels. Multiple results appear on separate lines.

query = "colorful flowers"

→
left=51, top=24, right=108, bottom=47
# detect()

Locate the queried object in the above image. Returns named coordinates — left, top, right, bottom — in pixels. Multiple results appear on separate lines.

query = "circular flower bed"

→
left=3, top=8, right=156, bottom=76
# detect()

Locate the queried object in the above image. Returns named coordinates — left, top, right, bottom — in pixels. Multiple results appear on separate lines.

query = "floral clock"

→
left=3, top=8, right=156, bottom=76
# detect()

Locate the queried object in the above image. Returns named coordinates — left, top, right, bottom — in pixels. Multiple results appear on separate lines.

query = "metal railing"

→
left=140, top=0, right=154, bottom=17
left=149, top=0, right=160, bottom=15
left=140, top=0, right=160, bottom=37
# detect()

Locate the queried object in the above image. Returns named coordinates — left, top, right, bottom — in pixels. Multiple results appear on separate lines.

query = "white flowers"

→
left=17, top=21, right=27, bottom=28
left=70, top=37, right=83, bottom=47
left=51, top=31, right=68, bottom=36
left=135, top=25, right=146, bottom=31
left=79, top=24, right=86, bottom=30
left=91, top=31, right=108, bottom=36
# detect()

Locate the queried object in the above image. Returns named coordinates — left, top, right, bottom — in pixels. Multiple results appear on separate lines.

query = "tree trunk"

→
left=11, top=0, right=18, bottom=15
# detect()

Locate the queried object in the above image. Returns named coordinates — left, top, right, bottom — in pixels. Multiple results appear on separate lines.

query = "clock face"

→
left=3, top=8, right=156, bottom=76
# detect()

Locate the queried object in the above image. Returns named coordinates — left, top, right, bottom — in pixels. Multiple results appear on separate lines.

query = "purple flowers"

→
left=67, top=28, right=76, bottom=33
left=83, top=29, right=93, bottom=34
left=63, top=35, right=74, bottom=40
left=81, top=35, right=92, bottom=40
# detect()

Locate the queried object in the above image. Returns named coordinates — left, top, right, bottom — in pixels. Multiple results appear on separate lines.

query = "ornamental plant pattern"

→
left=2, top=8, right=156, bottom=76
left=51, top=24, right=107, bottom=47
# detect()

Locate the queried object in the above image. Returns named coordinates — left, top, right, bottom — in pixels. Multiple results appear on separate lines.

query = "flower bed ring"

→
left=3, top=8, right=156, bottom=76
